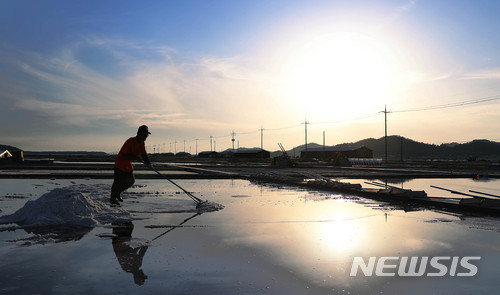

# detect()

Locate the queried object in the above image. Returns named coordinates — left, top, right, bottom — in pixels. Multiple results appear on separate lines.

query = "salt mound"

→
left=0, top=188, right=131, bottom=228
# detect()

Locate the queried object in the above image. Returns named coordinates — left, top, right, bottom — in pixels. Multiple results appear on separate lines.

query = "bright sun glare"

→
left=318, top=218, right=361, bottom=253
left=286, top=32, right=397, bottom=120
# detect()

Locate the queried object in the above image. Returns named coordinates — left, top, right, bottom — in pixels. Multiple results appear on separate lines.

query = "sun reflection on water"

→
left=317, top=217, right=362, bottom=254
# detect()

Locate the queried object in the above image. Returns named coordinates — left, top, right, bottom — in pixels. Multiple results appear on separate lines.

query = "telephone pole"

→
left=379, top=105, right=391, bottom=164
left=260, top=126, right=264, bottom=151
left=231, top=130, right=236, bottom=153
left=302, top=119, right=309, bottom=152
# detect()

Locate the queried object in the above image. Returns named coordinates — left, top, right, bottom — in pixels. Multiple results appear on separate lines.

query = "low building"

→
left=234, top=148, right=270, bottom=159
left=300, top=146, right=373, bottom=163
left=198, top=151, right=218, bottom=158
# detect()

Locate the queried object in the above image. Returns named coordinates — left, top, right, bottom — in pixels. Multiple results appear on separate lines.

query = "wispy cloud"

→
left=402, top=71, right=454, bottom=84
left=0, top=37, right=280, bottom=140
left=396, top=0, right=417, bottom=13
left=460, top=67, right=500, bottom=80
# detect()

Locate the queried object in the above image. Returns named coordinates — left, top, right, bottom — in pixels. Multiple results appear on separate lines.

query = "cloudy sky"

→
left=1, top=0, right=500, bottom=153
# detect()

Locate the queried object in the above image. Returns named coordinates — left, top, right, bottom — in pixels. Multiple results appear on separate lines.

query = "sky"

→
left=1, top=0, right=500, bottom=153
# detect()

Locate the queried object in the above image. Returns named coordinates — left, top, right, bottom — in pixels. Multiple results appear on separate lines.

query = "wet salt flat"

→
left=345, top=177, right=500, bottom=200
left=1, top=178, right=500, bottom=294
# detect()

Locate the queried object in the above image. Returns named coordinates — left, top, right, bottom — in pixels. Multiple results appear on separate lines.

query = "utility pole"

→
left=210, top=136, right=213, bottom=152
left=260, top=126, right=264, bottom=151
left=174, top=141, right=177, bottom=154
left=379, top=105, right=391, bottom=164
left=302, top=119, right=309, bottom=152
left=231, top=130, right=236, bottom=153
left=196, top=138, right=198, bottom=156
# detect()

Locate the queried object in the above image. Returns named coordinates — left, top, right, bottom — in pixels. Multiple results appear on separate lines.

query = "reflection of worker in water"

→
left=112, top=222, right=149, bottom=285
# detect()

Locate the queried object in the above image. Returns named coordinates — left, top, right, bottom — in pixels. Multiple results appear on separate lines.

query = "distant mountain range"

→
left=0, top=144, right=107, bottom=157
left=0, top=144, right=21, bottom=152
left=270, top=136, right=500, bottom=161
left=3, top=136, right=500, bottom=160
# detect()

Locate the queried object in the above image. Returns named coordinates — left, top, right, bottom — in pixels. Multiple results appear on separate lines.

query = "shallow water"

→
left=1, top=178, right=499, bottom=294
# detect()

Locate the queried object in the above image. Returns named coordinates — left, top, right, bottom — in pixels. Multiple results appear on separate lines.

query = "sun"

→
left=285, top=31, right=397, bottom=121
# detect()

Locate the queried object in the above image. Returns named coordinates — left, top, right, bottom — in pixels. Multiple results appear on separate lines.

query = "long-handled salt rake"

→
left=150, top=166, right=205, bottom=207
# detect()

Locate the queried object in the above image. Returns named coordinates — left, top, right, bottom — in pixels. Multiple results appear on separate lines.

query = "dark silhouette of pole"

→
left=379, top=105, right=391, bottom=164
left=302, top=119, right=309, bottom=152
left=260, top=126, right=264, bottom=151
left=231, top=131, right=235, bottom=152
left=385, top=106, right=387, bottom=163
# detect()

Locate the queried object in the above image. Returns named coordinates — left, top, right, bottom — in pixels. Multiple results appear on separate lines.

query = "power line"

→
left=311, top=113, right=381, bottom=125
left=152, top=94, right=500, bottom=152
left=265, top=124, right=302, bottom=131
left=393, top=95, right=500, bottom=113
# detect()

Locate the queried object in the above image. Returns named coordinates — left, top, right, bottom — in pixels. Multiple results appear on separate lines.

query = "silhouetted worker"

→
left=110, top=125, right=152, bottom=205
left=112, top=222, right=149, bottom=285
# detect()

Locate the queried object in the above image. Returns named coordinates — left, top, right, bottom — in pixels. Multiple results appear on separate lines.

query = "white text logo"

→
left=350, top=256, right=481, bottom=277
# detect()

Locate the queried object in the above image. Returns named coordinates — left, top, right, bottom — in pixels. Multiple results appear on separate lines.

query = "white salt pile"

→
left=0, top=188, right=131, bottom=228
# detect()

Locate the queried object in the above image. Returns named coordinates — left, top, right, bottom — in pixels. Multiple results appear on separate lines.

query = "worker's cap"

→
left=137, top=125, right=151, bottom=134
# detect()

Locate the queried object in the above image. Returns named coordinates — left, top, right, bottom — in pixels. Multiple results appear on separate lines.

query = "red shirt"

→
left=114, top=137, right=146, bottom=172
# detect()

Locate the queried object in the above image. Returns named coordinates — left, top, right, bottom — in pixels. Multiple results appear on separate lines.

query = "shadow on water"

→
left=151, top=212, right=202, bottom=241
left=112, top=222, right=149, bottom=286
left=111, top=213, right=202, bottom=286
